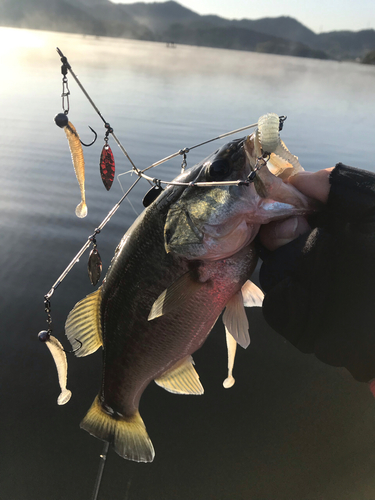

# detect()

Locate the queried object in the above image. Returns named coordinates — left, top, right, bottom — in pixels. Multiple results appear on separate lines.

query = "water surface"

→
left=1, top=27, right=375, bottom=500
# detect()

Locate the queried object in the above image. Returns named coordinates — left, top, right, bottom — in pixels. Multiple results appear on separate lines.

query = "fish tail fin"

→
left=75, top=200, right=88, bottom=218
left=80, top=396, right=155, bottom=463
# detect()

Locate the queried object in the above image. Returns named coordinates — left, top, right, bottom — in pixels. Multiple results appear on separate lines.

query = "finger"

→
left=259, top=216, right=311, bottom=251
left=288, top=168, right=333, bottom=204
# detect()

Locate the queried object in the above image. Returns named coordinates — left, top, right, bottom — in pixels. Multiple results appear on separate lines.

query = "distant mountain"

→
left=0, top=0, right=107, bottom=35
left=121, top=0, right=199, bottom=32
left=195, top=15, right=318, bottom=47
left=234, top=16, right=319, bottom=47
left=362, top=49, right=375, bottom=64
left=0, top=0, right=152, bottom=38
left=315, top=29, right=375, bottom=59
left=82, top=1, right=155, bottom=39
left=161, top=23, right=327, bottom=59
left=65, top=0, right=108, bottom=5
left=0, top=0, right=373, bottom=61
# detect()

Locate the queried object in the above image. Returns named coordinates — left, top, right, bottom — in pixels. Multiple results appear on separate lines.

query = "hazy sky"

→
left=111, top=0, right=375, bottom=33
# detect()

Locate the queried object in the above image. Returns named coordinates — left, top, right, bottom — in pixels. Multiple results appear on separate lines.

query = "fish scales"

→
left=100, top=194, right=256, bottom=418
left=66, top=125, right=316, bottom=463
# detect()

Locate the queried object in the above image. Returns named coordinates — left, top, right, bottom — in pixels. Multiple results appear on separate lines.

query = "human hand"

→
left=258, top=163, right=375, bottom=383
left=259, top=168, right=333, bottom=251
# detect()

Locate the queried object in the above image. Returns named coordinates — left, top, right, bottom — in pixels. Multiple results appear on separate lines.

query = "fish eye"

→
left=208, top=159, right=232, bottom=181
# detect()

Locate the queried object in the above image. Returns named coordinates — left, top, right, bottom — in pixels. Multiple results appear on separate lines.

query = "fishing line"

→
left=91, top=441, right=110, bottom=500
left=117, top=169, right=141, bottom=217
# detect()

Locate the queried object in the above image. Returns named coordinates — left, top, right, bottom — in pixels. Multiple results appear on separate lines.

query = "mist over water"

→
left=1, top=27, right=375, bottom=500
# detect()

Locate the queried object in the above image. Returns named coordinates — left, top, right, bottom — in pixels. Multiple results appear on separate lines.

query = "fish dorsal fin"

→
left=148, top=272, right=204, bottom=321
left=222, top=291, right=250, bottom=349
left=65, top=288, right=103, bottom=357
left=155, top=355, right=204, bottom=395
left=241, top=280, right=264, bottom=307
left=223, top=328, right=237, bottom=389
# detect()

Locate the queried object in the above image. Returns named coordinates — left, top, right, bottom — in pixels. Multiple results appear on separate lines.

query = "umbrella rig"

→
left=37, top=47, right=287, bottom=500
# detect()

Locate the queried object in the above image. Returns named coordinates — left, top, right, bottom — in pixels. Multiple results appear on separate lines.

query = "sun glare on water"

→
left=0, top=28, right=55, bottom=96
left=0, top=27, right=46, bottom=55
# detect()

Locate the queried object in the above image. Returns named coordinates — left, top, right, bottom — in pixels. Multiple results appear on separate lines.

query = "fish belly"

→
left=100, top=241, right=257, bottom=418
left=80, top=201, right=256, bottom=462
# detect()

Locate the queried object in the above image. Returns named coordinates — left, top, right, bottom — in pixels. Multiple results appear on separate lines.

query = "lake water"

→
left=1, top=27, right=375, bottom=500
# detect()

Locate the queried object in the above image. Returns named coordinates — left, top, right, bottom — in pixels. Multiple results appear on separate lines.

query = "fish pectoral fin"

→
left=81, top=396, right=155, bottom=463
left=155, top=355, right=204, bottom=395
left=241, top=280, right=264, bottom=307
left=65, top=288, right=103, bottom=357
left=148, top=272, right=204, bottom=321
left=222, top=291, right=250, bottom=349
left=223, top=327, right=237, bottom=389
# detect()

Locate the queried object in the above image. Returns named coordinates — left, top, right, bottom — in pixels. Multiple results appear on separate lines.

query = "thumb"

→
left=288, top=168, right=333, bottom=204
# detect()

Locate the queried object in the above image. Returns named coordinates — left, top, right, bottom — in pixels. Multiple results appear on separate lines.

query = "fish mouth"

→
left=200, top=219, right=258, bottom=261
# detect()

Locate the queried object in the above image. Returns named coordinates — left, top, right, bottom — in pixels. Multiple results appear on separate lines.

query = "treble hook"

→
left=80, top=126, right=98, bottom=147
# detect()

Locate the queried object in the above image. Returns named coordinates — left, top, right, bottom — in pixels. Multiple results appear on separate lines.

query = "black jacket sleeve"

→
left=259, top=163, right=375, bottom=382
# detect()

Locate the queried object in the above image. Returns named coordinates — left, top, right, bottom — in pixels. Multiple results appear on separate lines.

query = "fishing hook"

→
left=80, top=126, right=98, bottom=147
left=42, top=294, right=83, bottom=354
left=63, top=339, right=83, bottom=354
left=279, top=115, right=287, bottom=131
left=39, top=330, right=83, bottom=354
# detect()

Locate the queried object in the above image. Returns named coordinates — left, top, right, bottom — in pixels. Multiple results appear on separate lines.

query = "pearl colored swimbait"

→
left=54, top=113, right=88, bottom=218
left=257, top=113, right=304, bottom=179
left=39, top=331, right=72, bottom=405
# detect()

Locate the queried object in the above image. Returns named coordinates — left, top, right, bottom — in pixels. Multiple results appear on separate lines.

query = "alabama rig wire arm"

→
left=46, top=49, right=284, bottom=340
left=42, top=52, right=286, bottom=499
left=140, top=122, right=259, bottom=174
left=56, top=48, right=141, bottom=176
left=44, top=48, right=275, bottom=341
left=46, top=48, right=268, bottom=301
left=56, top=48, right=262, bottom=189
left=44, top=175, right=142, bottom=301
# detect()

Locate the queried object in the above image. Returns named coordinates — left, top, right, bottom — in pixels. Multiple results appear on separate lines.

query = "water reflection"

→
left=1, top=27, right=375, bottom=500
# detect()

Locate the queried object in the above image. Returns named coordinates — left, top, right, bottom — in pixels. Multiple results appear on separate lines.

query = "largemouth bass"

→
left=66, top=122, right=315, bottom=463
